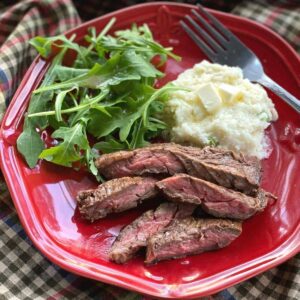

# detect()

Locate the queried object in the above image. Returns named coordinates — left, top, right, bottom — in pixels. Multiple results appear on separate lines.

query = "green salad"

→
left=17, top=18, right=181, bottom=180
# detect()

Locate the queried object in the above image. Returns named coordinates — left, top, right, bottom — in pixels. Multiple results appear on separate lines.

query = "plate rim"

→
left=1, top=2, right=300, bottom=299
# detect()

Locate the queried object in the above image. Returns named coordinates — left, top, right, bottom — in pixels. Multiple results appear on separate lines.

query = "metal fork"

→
left=180, top=4, right=300, bottom=113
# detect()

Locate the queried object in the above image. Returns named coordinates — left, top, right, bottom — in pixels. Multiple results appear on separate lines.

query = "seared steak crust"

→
left=145, top=217, right=242, bottom=264
left=77, top=177, right=158, bottom=222
left=109, top=202, right=196, bottom=264
left=95, top=143, right=261, bottom=195
left=156, top=174, right=268, bottom=220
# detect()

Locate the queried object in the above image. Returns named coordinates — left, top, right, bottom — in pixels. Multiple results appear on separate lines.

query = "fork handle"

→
left=257, top=74, right=300, bottom=113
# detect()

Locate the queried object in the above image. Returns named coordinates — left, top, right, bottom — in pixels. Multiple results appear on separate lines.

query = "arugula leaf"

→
left=93, top=136, right=127, bottom=153
left=30, top=35, right=89, bottom=66
left=104, top=23, right=181, bottom=63
left=29, top=36, right=58, bottom=58
left=33, top=49, right=162, bottom=94
left=28, top=90, right=109, bottom=118
left=30, top=35, right=78, bottom=56
left=87, top=106, right=123, bottom=138
left=129, top=118, right=148, bottom=149
left=55, top=87, right=77, bottom=122
left=115, top=23, right=153, bottom=41
left=207, top=136, right=219, bottom=147
left=83, top=18, right=116, bottom=61
left=39, top=122, right=89, bottom=167
left=17, top=45, right=69, bottom=167
left=87, top=84, right=152, bottom=140
left=16, top=119, right=45, bottom=168
left=122, top=50, right=163, bottom=78
left=55, top=66, right=89, bottom=82
left=85, top=147, right=102, bottom=181
left=87, top=85, right=178, bottom=144
left=28, top=46, right=69, bottom=128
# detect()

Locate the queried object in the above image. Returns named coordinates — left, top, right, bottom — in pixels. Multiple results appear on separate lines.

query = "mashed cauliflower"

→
left=165, top=61, right=278, bottom=159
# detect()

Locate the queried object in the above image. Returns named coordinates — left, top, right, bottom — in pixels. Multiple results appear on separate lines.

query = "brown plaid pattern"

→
left=232, top=0, right=300, bottom=53
left=0, top=0, right=80, bottom=120
left=0, top=1, right=299, bottom=299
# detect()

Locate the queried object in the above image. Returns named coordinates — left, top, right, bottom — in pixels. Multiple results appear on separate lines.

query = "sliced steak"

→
left=145, top=217, right=242, bottom=264
left=202, top=189, right=268, bottom=220
left=95, top=143, right=261, bottom=195
left=109, top=202, right=196, bottom=264
left=77, top=177, right=158, bottom=222
left=156, top=174, right=268, bottom=220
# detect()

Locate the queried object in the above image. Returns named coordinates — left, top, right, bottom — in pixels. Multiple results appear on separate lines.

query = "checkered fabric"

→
left=232, top=0, right=300, bottom=53
left=0, top=0, right=81, bottom=120
left=0, top=0, right=299, bottom=299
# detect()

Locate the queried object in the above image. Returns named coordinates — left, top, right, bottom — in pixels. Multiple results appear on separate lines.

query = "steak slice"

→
left=95, top=143, right=261, bottom=195
left=77, top=177, right=158, bottom=222
left=109, top=202, right=196, bottom=264
left=156, top=174, right=268, bottom=220
left=202, top=189, right=268, bottom=220
left=145, top=217, right=242, bottom=264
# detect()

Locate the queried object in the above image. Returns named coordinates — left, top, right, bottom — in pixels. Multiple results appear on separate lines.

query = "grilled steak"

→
left=109, top=202, right=196, bottom=264
left=145, top=217, right=242, bottom=264
left=77, top=177, right=158, bottom=222
left=156, top=174, right=268, bottom=220
left=95, top=143, right=261, bottom=195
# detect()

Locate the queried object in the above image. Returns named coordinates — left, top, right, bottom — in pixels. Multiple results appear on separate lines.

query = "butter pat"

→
left=197, top=83, right=222, bottom=113
left=218, top=83, right=243, bottom=103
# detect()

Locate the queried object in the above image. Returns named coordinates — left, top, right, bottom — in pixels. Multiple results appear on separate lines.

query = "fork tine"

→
left=180, top=20, right=215, bottom=60
left=196, top=4, right=234, bottom=40
left=185, top=15, right=224, bottom=52
left=191, top=9, right=227, bottom=45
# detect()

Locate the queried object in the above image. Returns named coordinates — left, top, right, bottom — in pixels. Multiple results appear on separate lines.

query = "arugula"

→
left=17, top=43, right=71, bottom=168
left=17, top=20, right=181, bottom=179
left=33, top=50, right=162, bottom=93
left=39, top=121, right=89, bottom=167
left=93, top=136, right=127, bottom=153
left=16, top=118, right=45, bottom=168
left=207, top=136, right=219, bottom=147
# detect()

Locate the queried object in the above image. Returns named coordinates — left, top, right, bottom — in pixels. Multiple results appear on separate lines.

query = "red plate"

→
left=1, top=2, right=300, bottom=299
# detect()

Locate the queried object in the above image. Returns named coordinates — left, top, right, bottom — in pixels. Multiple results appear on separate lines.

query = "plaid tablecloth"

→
left=0, top=1, right=299, bottom=299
